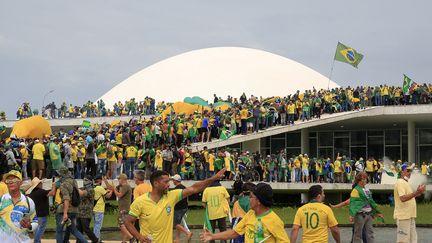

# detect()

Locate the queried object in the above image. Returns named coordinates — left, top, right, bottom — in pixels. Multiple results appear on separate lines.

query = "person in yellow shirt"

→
left=294, top=155, right=301, bottom=183
left=70, top=141, right=79, bottom=178
left=286, top=100, right=296, bottom=125
left=201, top=183, right=290, bottom=243
left=365, top=157, right=375, bottom=183
left=301, top=154, right=309, bottom=183
left=125, top=168, right=226, bottom=243
left=93, top=176, right=113, bottom=239
left=208, top=150, right=216, bottom=176
left=202, top=181, right=230, bottom=239
left=240, top=106, right=249, bottom=135
left=421, top=162, right=428, bottom=175
left=154, top=148, right=163, bottom=171
left=334, top=156, right=343, bottom=183
left=77, top=142, right=86, bottom=178
left=19, top=142, right=29, bottom=180
left=125, top=144, right=138, bottom=179
left=394, top=165, right=425, bottom=243
left=107, top=141, right=118, bottom=179
left=133, top=170, right=152, bottom=200
left=31, top=139, right=45, bottom=179
left=291, top=185, right=340, bottom=243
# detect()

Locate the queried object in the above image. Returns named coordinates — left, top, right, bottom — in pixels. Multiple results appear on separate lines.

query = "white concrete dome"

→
left=99, top=47, right=339, bottom=107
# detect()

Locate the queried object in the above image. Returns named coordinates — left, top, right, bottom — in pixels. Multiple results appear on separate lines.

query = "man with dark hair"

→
left=201, top=183, right=289, bottom=243
left=291, top=185, right=340, bottom=243
left=125, top=168, right=226, bottom=242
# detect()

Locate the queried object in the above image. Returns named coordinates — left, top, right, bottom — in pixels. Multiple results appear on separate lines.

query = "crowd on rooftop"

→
left=3, top=83, right=432, bottom=122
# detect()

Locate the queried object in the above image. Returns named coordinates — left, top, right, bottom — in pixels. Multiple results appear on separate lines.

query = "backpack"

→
left=71, top=184, right=81, bottom=207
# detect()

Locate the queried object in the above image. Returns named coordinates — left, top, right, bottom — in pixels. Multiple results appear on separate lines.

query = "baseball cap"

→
left=171, top=174, right=182, bottom=182
left=252, top=183, right=273, bottom=207
left=3, top=170, right=22, bottom=181
left=401, top=164, right=412, bottom=171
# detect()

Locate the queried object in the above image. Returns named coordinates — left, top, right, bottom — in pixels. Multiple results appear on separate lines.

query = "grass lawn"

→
left=46, top=203, right=432, bottom=229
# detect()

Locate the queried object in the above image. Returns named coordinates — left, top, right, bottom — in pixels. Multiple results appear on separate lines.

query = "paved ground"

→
left=41, top=227, right=432, bottom=242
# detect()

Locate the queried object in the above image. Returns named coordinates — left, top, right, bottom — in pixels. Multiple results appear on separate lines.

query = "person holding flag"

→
left=201, top=183, right=289, bottom=243
left=124, top=168, right=226, bottom=243
left=349, top=172, right=384, bottom=243
left=202, top=180, right=231, bottom=243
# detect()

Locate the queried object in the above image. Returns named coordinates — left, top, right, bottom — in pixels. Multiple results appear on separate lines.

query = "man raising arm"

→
left=124, top=168, right=227, bottom=243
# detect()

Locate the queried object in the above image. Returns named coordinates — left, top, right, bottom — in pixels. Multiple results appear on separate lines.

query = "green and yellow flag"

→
left=204, top=207, right=214, bottom=233
left=402, top=74, right=417, bottom=94
left=334, top=42, right=364, bottom=68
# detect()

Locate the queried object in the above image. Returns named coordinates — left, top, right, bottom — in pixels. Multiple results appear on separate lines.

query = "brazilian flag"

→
left=334, top=42, right=364, bottom=68
left=402, top=74, right=417, bottom=94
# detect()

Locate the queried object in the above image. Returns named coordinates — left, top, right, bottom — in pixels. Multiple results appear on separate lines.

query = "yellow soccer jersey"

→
left=293, top=201, right=338, bottom=243
left=202, top=186, right=230, bottom=220
left=129, top=190, right=182, bottom=243
left=0, top=193, right=37, bottom=243
left=93, top=186, right=107, bottom=213
left=234, top=210, right=290, bottom=243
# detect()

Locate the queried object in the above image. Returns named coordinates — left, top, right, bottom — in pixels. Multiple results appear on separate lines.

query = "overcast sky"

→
left=1, top=1, right=431, bottom=118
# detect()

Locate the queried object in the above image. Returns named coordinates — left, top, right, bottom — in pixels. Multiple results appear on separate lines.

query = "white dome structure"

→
left=99, top=47, right=339, bottom=107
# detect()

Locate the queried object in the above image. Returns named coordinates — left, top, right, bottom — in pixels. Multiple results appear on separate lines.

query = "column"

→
left=407, top=120, right=416, bottom=164
left=301, top=128, right=310, bottom=155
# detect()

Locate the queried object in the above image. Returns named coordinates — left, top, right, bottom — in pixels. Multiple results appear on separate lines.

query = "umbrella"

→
left=11, top=115, right=52, bottom=139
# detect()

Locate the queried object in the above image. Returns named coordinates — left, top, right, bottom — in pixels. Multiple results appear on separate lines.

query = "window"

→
left=351, top=131, right=366, bottom=146
left=368, top=137, right=384, bottom=159
left=287, top=132, right=301, bottom=147
left=385, top=130, right=400, bottom=146
left=385, top=146, right=401, bottom=161
left=318, top=132, right=333, bottom=147
left=334, top=137, right=349, bottom=158
left=419, top=129, right=432, bottom=145
left=318, top=147, right=333, bottom=160
left=351, top=147, right=366, bottom=160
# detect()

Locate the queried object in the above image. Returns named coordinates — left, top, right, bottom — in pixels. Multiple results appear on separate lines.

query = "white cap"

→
left=171, top=174, right=182, bottom=182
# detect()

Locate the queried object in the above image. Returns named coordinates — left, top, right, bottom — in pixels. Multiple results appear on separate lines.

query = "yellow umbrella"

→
left=160, top=102, right=211, bottom=119
left=11, top=116, right=52, bottom=139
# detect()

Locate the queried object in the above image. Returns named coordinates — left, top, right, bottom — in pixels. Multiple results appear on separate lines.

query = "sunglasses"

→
left=5, top=178, right=21, bottom=184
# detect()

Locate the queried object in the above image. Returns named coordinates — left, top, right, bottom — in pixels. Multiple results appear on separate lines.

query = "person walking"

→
left=76, top=175, right=99, bottom=243
left=171, top=174, right=193, bottom=243
left=349, top=172, right=384, bottom=243
left=201, top=183, right=290, bottom=243
left=394, top=164, right=426, bottom=243
left=93, top=176, right=113, bottom=240
left=291, top=185, right=340, bottom=243
left=0, top=170, right=38, bottom=243
left=124, top=168, right=226, bottom=243
left=55, top=166, right=88, bottom=243
left=27, top=177, right=56, bottom=243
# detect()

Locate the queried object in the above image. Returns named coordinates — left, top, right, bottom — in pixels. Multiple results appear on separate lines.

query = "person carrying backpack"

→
left=55, top=166, right=88, bottom=243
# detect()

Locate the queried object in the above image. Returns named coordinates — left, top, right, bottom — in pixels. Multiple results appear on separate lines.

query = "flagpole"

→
left=327, top=58, right=336, bottom=90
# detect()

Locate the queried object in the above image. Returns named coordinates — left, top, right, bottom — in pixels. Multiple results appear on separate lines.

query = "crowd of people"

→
left=0, top=165, right=426, bottom=243
left=11, top=97, right=157, bottom=120
left=4, top=83, right=432, bottom=125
